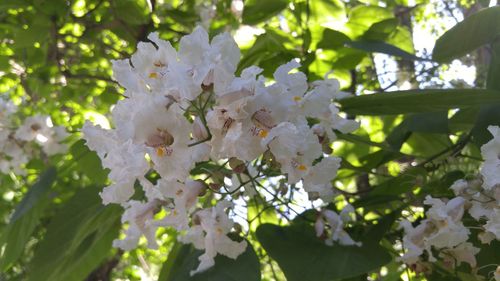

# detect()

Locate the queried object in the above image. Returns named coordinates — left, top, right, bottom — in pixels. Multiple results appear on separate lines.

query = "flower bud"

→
left=193, top=116, right=209, bottom=141
left=233, top=222, right=243, bottom=234
left=229, top=157, right=246, bottom=173
left=308, top=191, right=320, bottom=201
left=209, top=183, right=222, bottom=191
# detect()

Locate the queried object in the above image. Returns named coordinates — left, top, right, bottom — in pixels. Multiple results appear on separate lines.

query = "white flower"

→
left=82, top=123, right=150, bottom=205
left=15, top=115, right=52, bottom=142
left=315, top=209, right=361, bottom=247
left=40, top=126, right=69, bottom=155
left=450, top=179, right=468, bottom=196
left=480, top=126, right=500, bottom=190
left=423, top=196, right=469, bottom=249
left=180, top=201, right=247, bottom=275
left=178, top=26, right=240, bottom=94
left=155, top=179, right=206, bottom=230
left=263, top=122, right=322, bottom=183
left=113, top=200, right=160, bottom=250
left=399, top=220, right=428, bottom=264
left=302, top=156, right=341, bottom=202
left=0, top=98, right=16, bottom=124
left=439, top=242, right=480, bottom=268
left=271, top=60, right=308, bottom=104
left=484, top=208, right=500, bottom=240
left=494, top=265, right=500, bottom=281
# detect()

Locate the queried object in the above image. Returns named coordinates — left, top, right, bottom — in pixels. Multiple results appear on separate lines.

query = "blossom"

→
left=302, top=156, right=342, bottom=201
left=113, top=200, right=160, bottom=250
left=315, top=208, right=361, bottom=247
left=263, top=122, right=322, bottom=183
left=179, top=201, right=247, bottom=275
left=15, top=115, right=52, bottom=142
left=178, top=26, right=240, bottom=94
left=480, top=126, right=500, bottom=190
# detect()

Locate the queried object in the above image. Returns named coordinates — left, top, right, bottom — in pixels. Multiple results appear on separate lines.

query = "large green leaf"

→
left=346, top=40, right=427, bottom=61
left=256, top=224, right=391, bottom=281
left=26, top=185, right=121, bottom=281
left=158, top=237, right=260, bottom=281
left=317, top=28, right=351, bottom=50
left=345, top=5, right=393, bottom=38
left=70, top=139, right=108, bottom=185
left=339, top=89, right=500, bottom=115
left=371, top=167, right=427, bottom=196
left=433, top=6, right=500, bottom=62
left=0, top=168, right=57, bottom=271
left=487, top=41, right=500, bottom=91
left=10, top=168, right=56, bottom=222
left=242, top=0, right=288, bottom=25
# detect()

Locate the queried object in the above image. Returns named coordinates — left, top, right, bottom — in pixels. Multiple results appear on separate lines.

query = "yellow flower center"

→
left=156, top=147, right=166, bottom=157
left=297, top=164, right=307, bottom=171
left=258, top=129, right=268, bottom=138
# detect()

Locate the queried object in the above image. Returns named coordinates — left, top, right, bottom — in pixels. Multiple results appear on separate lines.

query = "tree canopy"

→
left=1, top=0, right=500, bottom=280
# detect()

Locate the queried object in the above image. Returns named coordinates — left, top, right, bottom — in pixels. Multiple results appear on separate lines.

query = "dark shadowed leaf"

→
left=346, top=40, right=428, bottom=61
left=158, top=237, right=260, bottom=281
left=339, top=89, right=500, bottom=115
left=256, top=224, right=391, bottom=281
left=0, top=168, right=56, bottom=271
left=26, top=185, right=121, bottom=281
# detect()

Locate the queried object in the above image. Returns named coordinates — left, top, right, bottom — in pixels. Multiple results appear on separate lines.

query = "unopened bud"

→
left=322, top=142, right=333, bottom=154
left=263, top=150, right=280, bottom=169
left=189, top=180, right=208, bottom=196
left=209, top=183, right=222, bottom=191
left=308, top=191, right=320, bottom=201
left=229, top=157, right=246, bottom=173
left=233, top=223, right=242, bottom=234
left=192, top=212, right=201, bottom=225
left=193, top=117, right=209, bottom=141
left=278, top=181, right=288, bottom=196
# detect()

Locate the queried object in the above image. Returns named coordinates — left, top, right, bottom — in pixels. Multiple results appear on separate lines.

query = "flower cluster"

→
left=82, top=27, right=358, bottom=274
left=400, top=126, right=500, bottom=278
left=0, top=97, right=68, bottom=174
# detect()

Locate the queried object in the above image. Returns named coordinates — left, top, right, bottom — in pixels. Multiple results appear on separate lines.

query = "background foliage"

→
left=1, top=0, right=499, bottom=280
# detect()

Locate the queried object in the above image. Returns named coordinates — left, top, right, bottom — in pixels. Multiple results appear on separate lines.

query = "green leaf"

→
left=10, top=167, right=56, bottom=222
left=361, top=18, right=398, bottom=41
left=247, top=200, right=278, bottom=232
left=471, top=104, right=500, bottom=145
left=256, top=224, right=391, bottom=281
left=158, top=237, right=260, bottom=281
left=339, top=89, right=500, bottom=115
left=70, top=139, right=108, bottom=185
left=113, top=0, right=150, bottom=25
left=345, top=40, right=427, bottom=61
left=486, top=41, right=500, bottom=91
left=238, top=29, right=298, bottom=76
left=345, top=5, right=393, bottom=38
left=26, top=185, right=121, bottom=281
left=371, top=167, right=427, bottom=196
left=317, top=28, right=351, bottom=49
left=0, top=168, right=57, bottom=271
left=13, top=16, right=51, bottom=48
left=364, top=210, right=400, bottom=243
left=242, top=0, right=288, bottom=25
left=432, top=6, right=500, bottom=62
